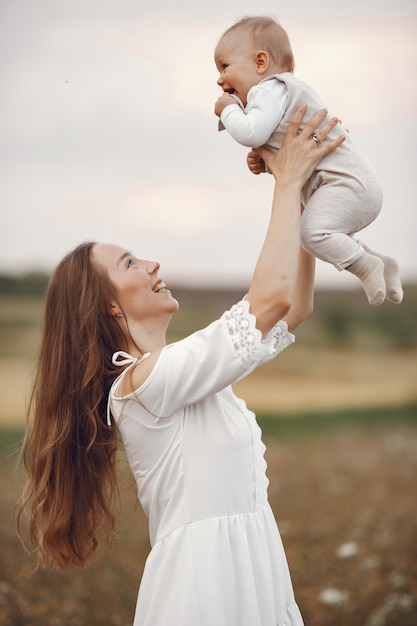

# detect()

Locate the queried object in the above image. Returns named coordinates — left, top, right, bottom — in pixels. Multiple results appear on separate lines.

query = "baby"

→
left=214, top=16, right=403, bottom=305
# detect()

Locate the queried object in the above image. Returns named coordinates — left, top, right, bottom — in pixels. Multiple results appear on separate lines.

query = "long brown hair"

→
left=18, top=241, right=128, bottom=569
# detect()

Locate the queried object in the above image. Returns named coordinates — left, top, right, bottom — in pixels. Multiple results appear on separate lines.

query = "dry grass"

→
left=2, top=344, right=416, bottom=426
left=1, top=292, right=416, bottom=624
left=2, top=424, right=416, bottom=625
left=234, top=345, right=417, bottom=414
left=1, top=291, right=416, bottom=425
left=0, top=359, right=34, bottom=426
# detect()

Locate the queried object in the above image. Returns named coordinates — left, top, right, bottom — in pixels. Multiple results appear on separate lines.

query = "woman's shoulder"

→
left=114, top=349, right=163, bottom=398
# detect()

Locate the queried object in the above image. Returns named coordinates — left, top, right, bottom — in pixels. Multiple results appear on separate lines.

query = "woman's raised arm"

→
left=246, top=106, right=344, bottom=335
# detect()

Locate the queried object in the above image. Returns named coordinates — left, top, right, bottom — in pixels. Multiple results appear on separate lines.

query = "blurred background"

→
left=1, top=0, right=416, bottom=624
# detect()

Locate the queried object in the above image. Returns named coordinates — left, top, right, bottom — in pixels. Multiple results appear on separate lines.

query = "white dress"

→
left=108, top=300, right=304, bottom=626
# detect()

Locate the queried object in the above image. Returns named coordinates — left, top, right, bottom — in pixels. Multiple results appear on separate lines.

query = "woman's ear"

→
left=255, top=50, right=269, bottom=74
left=110, top=301, right=124, bottom=318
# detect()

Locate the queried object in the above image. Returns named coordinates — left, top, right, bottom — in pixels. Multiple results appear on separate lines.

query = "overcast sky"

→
left=1, top=0, right=416, bottom=289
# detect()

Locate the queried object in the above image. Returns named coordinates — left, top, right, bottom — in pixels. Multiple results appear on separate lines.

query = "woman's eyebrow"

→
left=117, top=251, right=131, bottom=267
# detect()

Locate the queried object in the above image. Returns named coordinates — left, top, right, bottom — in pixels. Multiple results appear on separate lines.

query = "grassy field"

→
left=0, top=290, right=416, bottom=624
left=2, top=412, right=417, bottom=626
left=1, top=291, right=416, bottom=425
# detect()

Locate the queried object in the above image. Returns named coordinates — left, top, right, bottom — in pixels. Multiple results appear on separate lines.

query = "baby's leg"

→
left=301, top=183, right=385, bottom=304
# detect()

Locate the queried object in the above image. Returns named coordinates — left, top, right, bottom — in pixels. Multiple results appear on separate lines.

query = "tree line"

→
left=1, top=272, right=416, bottom=349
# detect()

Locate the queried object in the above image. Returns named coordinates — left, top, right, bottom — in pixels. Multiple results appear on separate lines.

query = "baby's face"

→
left=214, top=32, right=261, bottom=107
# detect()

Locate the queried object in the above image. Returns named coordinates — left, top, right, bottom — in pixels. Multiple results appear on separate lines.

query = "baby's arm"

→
left=217, top=82, right=287, bottom=148
left=247, top=150, right=267, bottom=175
left=214, top=93, right=239, bottom=117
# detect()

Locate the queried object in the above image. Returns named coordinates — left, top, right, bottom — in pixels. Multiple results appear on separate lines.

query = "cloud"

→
left=118, top=179, right=270, bottom=237
left=0, top=3, right=415, bottom=286
left=115, top=15, right=417, bottom=131
left=114, top=18, right=222, bottom=116
left=289, top=16, right=417, bottom=131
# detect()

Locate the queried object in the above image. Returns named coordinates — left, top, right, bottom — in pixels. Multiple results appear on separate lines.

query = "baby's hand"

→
left=214, top=93, right=237, bottom=117
left=247, top=150, right=266, bottom=175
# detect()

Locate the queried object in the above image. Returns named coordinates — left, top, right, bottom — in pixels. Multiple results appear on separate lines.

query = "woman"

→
left=20, top=106, right=344, bottom=626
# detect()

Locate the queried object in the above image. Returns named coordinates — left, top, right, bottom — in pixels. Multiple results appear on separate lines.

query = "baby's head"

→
left=215, top=16, right=294, bottom=105
left=218, top=16, right=294, bottom=72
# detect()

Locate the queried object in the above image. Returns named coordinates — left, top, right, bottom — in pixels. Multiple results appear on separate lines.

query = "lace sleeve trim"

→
left=222, top=299, right=295, bottom=367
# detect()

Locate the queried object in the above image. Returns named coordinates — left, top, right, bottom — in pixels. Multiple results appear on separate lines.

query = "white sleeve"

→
left=133, top=299, right=295, bottom=417
left=219, top=80, right=288, bottom=147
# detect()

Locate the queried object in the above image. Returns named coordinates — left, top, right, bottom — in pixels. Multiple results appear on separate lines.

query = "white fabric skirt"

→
left=133, top=504, right=304, bottom=626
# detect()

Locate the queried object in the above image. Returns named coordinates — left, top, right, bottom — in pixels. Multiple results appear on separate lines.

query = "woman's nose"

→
left=147, top=261, right=160, bottom=274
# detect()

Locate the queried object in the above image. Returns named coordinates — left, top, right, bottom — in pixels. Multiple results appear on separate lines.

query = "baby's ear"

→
left=255, top=50, right=269, bottom=74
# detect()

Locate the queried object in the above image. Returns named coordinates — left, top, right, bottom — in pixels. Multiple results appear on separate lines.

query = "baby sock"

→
left=367, top=249, right=403, bottom=304
left=346, top=252, right=386, bottom=306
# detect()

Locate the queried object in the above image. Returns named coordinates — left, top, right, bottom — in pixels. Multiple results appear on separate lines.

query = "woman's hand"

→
left=253, top=105, right=345, bottom=186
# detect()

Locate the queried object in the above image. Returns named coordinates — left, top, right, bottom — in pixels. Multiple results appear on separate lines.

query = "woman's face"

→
left=91, top=243, right=179, bottom=323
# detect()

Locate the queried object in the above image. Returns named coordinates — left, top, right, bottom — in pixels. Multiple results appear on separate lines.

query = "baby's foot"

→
left=346, top=252, right=385, bottom=305
left=369, top=251, right=403, bottom=304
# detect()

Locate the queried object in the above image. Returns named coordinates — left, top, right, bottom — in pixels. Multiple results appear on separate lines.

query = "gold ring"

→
left=312, top=134, right=320, bottom=145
